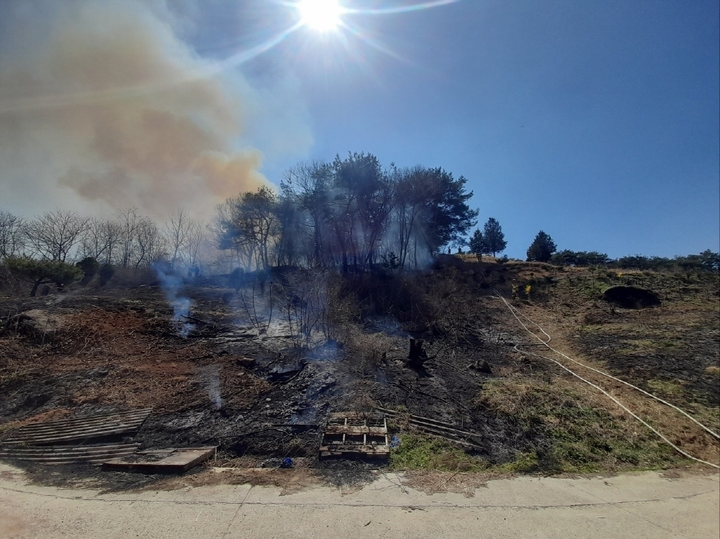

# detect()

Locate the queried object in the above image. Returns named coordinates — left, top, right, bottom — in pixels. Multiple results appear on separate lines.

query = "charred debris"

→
left=0, top=256, right=530, bottom=474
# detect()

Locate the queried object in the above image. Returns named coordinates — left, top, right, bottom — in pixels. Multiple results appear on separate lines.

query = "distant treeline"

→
left=549, top=250, right=720, bottom=272
left=1, top=150, right=717, bottom=276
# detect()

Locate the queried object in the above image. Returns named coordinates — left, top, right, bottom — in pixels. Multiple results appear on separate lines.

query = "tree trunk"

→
left=408, top=338, right=427, bottom=369
left=30, top=279, right=43, bottom=297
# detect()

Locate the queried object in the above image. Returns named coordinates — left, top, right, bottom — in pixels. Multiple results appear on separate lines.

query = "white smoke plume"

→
left=0, top=0, right=311, bottom=219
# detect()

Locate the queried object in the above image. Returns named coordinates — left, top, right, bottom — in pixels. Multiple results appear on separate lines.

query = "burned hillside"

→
left=1, top=258, right=719, bottom=483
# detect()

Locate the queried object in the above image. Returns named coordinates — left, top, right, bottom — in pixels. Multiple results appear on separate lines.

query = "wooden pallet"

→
left=319, top=412, right=389, bottom=459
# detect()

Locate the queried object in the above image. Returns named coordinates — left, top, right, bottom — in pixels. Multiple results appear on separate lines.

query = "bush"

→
left=99, top=263, right=115, bottom=286
left=5, top=256, right=83, bottom=296
left=76, top=257, right=100, bottom=285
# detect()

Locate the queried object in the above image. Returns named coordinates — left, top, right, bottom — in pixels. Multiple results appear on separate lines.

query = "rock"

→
left=470, top=360, right=493, bottom=374
left=8, top=309, right=64, bottom=341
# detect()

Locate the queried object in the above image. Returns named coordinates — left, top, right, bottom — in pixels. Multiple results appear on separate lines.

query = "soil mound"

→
left=601, top=286, right=661, bottom=309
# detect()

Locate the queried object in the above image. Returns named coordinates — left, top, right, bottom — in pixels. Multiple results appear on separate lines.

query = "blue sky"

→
left=242, top=0, right=719, bottom=259
left=1, top=0, right=718, bottom=259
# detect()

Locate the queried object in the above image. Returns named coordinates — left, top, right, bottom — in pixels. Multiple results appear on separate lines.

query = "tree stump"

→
left=408, top=338, right=427, bottom=369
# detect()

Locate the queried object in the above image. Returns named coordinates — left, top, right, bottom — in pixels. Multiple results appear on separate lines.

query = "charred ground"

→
left=1, top=257, right=718, bottom=488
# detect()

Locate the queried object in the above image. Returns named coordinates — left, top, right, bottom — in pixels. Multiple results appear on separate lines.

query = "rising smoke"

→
left=0, top=0, right=311, bottom=219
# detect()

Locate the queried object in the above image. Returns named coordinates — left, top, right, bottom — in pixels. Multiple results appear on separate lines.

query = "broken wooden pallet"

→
left=319, top=412, right=389, bottom=460
left=0, top=409, right=153, bottom=467
left=1, top=409, right=152, bottom=446
left=378, top=407, right=483, bottom=449
left=0, top=443, right=140, bottom=465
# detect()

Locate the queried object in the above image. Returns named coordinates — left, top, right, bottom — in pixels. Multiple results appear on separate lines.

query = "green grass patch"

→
left=390, top=435, right=487, bottom=472
left=494, top=452, right=540, bottom=473
left=478, top=377, right=688, bottom=473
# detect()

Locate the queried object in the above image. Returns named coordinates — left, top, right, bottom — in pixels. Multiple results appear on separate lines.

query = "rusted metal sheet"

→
left=102, top=447, right=217, bottom=473
left=0, top=443, right=140, bottom=465
left=1, top=409, right=152, bottom=446
left=319, top=412, right=389, bottom=459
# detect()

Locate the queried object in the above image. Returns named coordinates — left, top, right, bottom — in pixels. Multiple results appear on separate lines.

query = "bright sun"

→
left=297, top=0, right=342, bottom=32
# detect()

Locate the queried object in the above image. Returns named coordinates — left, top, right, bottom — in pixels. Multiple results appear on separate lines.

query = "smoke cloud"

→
left=0, top=0, right=311, bottom=218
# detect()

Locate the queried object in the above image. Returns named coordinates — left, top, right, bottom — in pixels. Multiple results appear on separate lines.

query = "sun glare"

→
left=297, top=0, right=342, bottom=32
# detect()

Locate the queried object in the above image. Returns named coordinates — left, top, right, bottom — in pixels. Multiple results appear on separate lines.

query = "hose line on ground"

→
left=492, top=289, right=720, bottom=469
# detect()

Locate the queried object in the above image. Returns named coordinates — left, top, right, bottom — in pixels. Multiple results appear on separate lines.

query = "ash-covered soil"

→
left=0, top=267, right=532, bottom=482
left=1, top=260, right=718, bottom=488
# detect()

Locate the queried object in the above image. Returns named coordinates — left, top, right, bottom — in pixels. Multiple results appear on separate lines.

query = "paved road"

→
left=1, top=463, right=718, bottom=538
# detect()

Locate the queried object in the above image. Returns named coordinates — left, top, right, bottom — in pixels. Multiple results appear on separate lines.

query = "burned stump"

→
left=408, top=338, right=428, bottom=369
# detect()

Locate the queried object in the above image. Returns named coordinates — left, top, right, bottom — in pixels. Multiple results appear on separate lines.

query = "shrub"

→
left=99, top=263, right=115, bottom=286
left=76, top=257, right=100, bottom=285
left=5, top=257, right=83, bottom=296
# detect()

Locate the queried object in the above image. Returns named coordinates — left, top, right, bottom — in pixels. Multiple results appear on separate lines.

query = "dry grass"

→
left=491, top=272, right=720, bottom=472
left=401, top=470, right=494, bottom=498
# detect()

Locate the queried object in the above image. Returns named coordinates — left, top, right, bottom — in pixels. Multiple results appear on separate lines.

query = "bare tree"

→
left=0, top=211, right=27, bottom=260
left=281, top=161, right=331, bottom=266
left=117, top=208, right=141, bottom=268
left=392, top=167, right=435, bottom=269
left=216, top=187, right=279, bottom=270
left=183, top=220, right=206, bottom=273
left=134, top=218, right=166, bottom=267
left=80, top=218, right=122, bottom=264
left=164, top=209, right=193, bottom=270
left=25, top=210, right=87, bottom=262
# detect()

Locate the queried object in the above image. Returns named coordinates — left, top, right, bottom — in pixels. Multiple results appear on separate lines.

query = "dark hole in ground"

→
left=602, top=286, right=661, bottom=309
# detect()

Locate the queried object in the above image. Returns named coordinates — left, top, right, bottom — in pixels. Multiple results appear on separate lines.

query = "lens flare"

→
left=297, top=0, right=343, bottom=32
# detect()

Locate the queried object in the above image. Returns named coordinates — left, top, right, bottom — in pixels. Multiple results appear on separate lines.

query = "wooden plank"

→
left=3, top=426, right=144, bottom=446
left=102, top=447, right=217, bottom=473
left=4, top=416, right=150, bottom=438
left=319, top=447, right=390, bottom=455
left=0, top=443, right=140, bottom=456
left=323, top=426, right=389, bottom=435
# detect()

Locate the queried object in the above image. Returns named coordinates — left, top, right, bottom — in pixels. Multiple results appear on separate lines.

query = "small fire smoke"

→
left=198, top=365, right=223, bottom=410
left=153, top=263, right=194, bottom=338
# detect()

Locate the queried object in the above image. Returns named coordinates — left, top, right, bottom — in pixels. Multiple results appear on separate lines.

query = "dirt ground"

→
left=1, top=259, right=718, bottom=489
